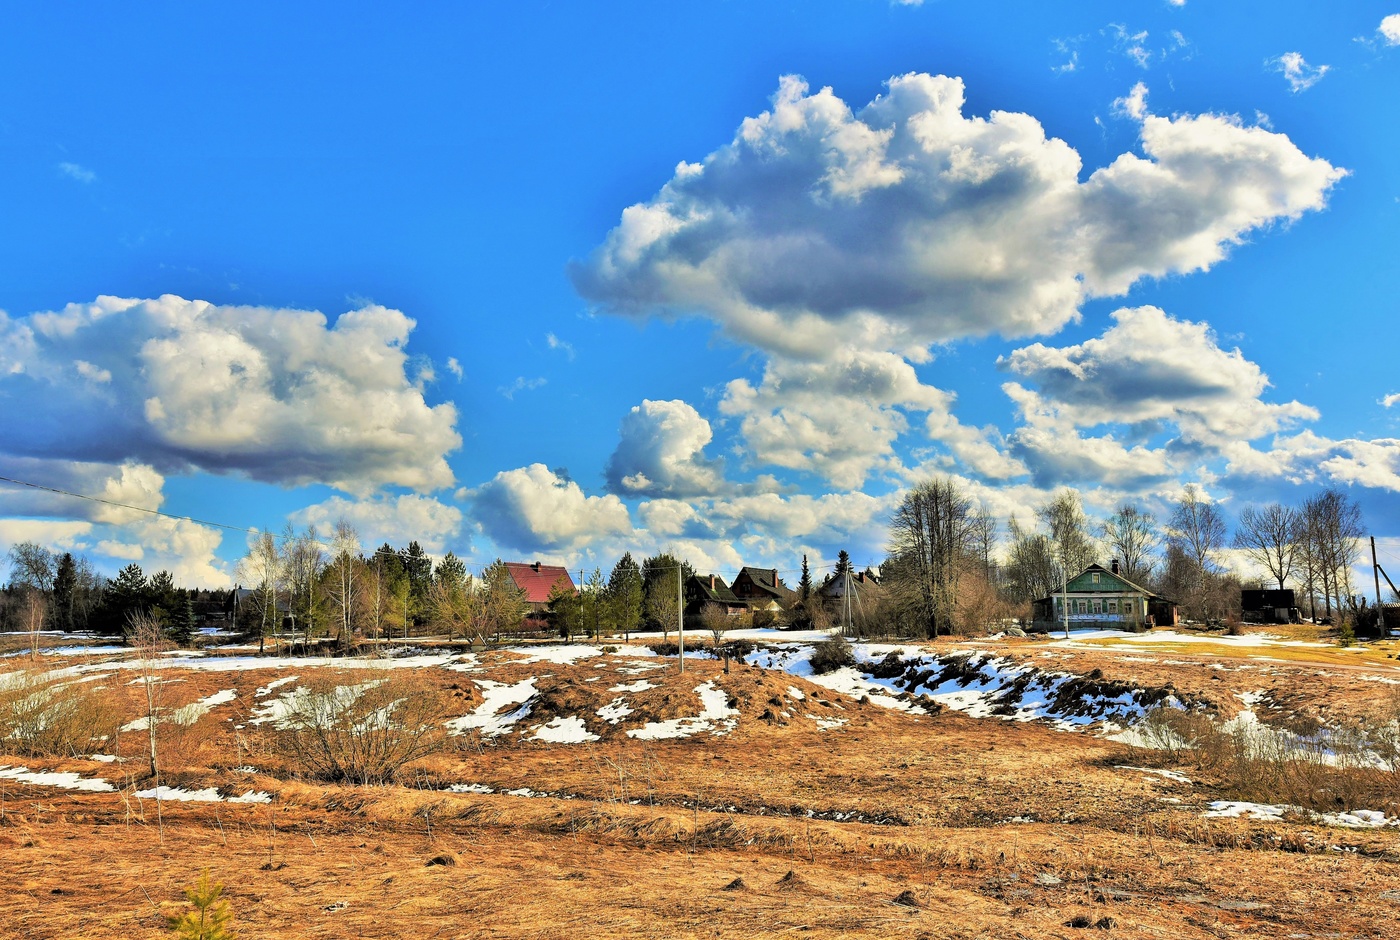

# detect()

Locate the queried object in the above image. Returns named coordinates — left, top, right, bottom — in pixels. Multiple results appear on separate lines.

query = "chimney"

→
left=531, top=561, right=540, bottom=572
left=709, top=574, right=715, bottom=589
left=771, top=568, right=778, bottom=586
left=1111, top=559, right=1120, bottom=575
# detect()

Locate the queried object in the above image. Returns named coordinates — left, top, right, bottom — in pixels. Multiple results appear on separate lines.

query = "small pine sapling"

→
left=168, top=871, right=236, bottom=940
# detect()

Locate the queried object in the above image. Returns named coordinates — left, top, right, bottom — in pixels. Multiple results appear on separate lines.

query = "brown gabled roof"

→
left=736, top=566, right=785, bottom=597
left=503, top=562, right=575, bottom=604
left=689, top=574, right=743, bottom=605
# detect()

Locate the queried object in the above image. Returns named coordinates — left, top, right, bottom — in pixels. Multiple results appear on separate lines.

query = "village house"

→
left=1031, top=561, right=1178, bottom=632
left=684, top=573, right=749, bottom=619
left=502, top=561, right=575, bottom=616
left=819, top=567, right=880, bottom=600
left=730, top=566, right=789, bottom=612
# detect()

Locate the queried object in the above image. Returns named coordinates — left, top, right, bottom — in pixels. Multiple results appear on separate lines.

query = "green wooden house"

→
left=1032, top=562, right=1178, bottom=631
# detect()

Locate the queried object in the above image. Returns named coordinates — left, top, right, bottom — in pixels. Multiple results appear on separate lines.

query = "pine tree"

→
left=799, top=554, right=812, bottom=603
left=167, top=870, right=236, bottom=940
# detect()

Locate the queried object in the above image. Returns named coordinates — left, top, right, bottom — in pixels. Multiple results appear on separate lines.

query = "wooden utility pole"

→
left=1373, top=537, right=1387, bottom=637
left=677, top=565, right=685, bottom=673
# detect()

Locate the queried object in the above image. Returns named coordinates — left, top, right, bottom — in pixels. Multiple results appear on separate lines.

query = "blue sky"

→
left=2, top=1, right=1398, bottom=586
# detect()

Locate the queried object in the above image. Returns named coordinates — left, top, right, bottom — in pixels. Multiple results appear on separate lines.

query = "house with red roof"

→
left=502, top=561, right=576, bottom=614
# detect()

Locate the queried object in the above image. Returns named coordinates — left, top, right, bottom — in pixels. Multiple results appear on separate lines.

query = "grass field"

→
left=2, top=627, right=1399, bottom=938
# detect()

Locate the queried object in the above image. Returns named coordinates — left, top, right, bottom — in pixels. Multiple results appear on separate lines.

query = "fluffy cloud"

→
left=0, top=295, right=461, bottom=495
left=1000, top=306, right=1317, bottom=451
left=1224, top=433, right=1400, bottom=494
left=0, top=456, right=163, bottom=524
left=1269, top=52, right=1330, bottom=92
left=573, top=73, right=1343, bottom=359
left=1379, top=14, right=1400, bottom=45
left=471, top=464, right=632, bottom=555
left=605, top=399, right=726, bottom=498
left=720, top=350, right=952, bottom=489
left=290, top=494, right=465, bottom=555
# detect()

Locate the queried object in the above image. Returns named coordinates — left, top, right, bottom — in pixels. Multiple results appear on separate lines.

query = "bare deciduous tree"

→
left=1167, top=484, right=1227, bottom=620
left=237, top=529, right=284, bottom=654
left=1101, top=503, right=1160, bottom=583
left=326, top=519, right=363, bottom=649
left=889, top=477, right=975, bottom=639
left=1233, top=503, right=1301, bottom=591
left=1301, top=489, right=1363, bottom=622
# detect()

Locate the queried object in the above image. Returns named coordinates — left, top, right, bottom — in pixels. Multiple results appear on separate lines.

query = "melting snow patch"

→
left=1322, top=810, right=1400, bottom=829
left=449, top=783, right=494, bottom=794
left=598, top=697, right=633, bottom=724
left=255, top=675, right=299, bottom=697
left=507, top=645, right=601, bottom=665
left=609, top=679, right=655, bottom=693
left=446, top=678, right=536, bottom=736
left=0, top=765, right=115, bottom=793
left=135, top=786, right=271, bottom=804
left=528, top=716, right=599, bottom=744
left=787, top=686, right=805, bottom=701
left=1205, top=801, right=1292, bottom=821
left=811, top=716, right=848, bottom=731
left=1115, top=765, right=1192, bottom=784
left=626, top=681, right=738, bottom=740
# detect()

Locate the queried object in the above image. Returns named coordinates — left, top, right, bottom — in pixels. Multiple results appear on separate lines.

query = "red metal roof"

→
left=503, top=562, right=575, bottom=604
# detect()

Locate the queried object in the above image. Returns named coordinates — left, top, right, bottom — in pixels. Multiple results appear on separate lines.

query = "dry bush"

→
left=809, top=635, right=856, bottom=675
left=1129, top=705, right=1400, bottom=815
left=273, top=673, right=451, bottom=784
left=0, top=670, right=122, bottom=758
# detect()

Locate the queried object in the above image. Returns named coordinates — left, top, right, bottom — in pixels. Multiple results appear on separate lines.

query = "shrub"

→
left=809, top=636, right=856, bottom=675
left=0, top=670, right=122, bottom=758
left=273, top=674, right=449, bottom=784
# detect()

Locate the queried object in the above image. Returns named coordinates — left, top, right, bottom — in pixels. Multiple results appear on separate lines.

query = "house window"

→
left=1108, top=600, right=1118, bottom=614
left=1092, top=601, right=1101, bottom=614
left=1091, top=572, right=1100, bottom=584
left=1077, top=600, right=1088, bottom=614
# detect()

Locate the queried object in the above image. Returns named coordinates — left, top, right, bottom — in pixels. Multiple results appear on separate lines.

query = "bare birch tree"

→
left=326, top=519, right=362, bottom=649
left=237, top=529, right=284, bottom=654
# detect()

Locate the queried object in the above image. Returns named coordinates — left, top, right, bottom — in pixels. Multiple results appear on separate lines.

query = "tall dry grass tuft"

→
left=273, top=673, right=451, bottom=785
left=0, top=669, right=122, bottom=758
left=1127, top=704, right=1400, bottom=817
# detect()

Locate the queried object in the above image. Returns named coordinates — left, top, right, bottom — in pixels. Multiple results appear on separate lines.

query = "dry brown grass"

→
left=1, top=642, right=1399, bottom=938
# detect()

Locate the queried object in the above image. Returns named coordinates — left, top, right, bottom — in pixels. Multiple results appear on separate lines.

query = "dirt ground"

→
left=2, top=629, right=1399, bottom=939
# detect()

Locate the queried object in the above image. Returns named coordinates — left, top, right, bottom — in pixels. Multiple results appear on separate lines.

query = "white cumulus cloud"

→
left=1379, top=14, right=1400, bottom=45
left=0, top=295, right=461, bottom=496
left=289, top=493, right=465, bottom=555
left=471, top=464, right=632, bottom=555
left=605, top=399, right=726, bottom=498
left=573, top=73, right=1344, bottom=361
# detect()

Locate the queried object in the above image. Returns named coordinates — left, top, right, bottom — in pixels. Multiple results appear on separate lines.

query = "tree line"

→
left=1, top=541, right=230, bottom=641
left=879, top=478, right=1377, bottom=638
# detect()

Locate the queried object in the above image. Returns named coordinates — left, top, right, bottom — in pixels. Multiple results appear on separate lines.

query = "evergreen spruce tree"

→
left=799, top=554, right=812, bottom=603
left=606, top=552, right=643, bottom=639
left=52, top=552, right=78, bottom=632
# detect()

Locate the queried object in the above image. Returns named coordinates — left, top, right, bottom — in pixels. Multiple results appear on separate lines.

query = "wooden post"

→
left=677, top=564, right=685, bottom=673
left=1373, top=537, right=1387, bottom=637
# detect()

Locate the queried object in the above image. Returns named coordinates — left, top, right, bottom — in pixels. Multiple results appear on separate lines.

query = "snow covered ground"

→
left=626, top=680, right=739, bottom=740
